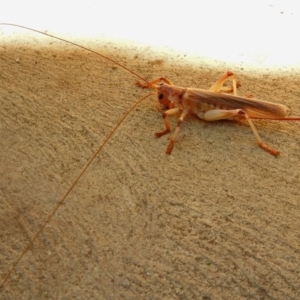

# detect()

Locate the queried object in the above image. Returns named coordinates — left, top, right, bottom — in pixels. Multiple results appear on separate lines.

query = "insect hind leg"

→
left=243, top=112, right=280, bottom=157
left=202, top=108, right=280, bottom=157
left=209, top=71, right=241, bottom=95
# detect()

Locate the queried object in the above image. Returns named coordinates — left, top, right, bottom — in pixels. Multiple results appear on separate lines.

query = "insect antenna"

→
left=0, top=90, right=154, bottom=289
left=0, top=23, right=150, bottom=85
left=0, top=22, right=154, bottom=289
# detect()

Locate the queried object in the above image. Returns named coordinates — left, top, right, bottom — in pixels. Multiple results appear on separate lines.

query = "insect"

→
left=137, top=73, right=300, bottom=156
left=2, top=23, right=300, bottom=158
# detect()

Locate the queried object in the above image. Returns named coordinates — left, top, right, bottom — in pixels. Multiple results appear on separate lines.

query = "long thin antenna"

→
left=0, top=23, right=150, bottom=84
left=0, top=91, right=154, bottom=289
left=0, top=22, right=154, bottom=289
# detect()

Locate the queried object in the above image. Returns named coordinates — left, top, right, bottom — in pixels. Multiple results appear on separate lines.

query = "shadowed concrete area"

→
left=1, top=3, right=300, bottom=299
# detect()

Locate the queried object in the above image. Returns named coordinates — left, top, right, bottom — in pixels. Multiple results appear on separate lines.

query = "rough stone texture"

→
left=0, top=27, right=299, bottom=300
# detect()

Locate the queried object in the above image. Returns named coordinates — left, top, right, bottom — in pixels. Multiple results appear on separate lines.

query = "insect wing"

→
left=186, top=88, right=289, bottom=119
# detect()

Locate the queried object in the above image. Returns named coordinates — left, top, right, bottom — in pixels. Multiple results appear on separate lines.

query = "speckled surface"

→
left=1, top=6, right=300, bottom=299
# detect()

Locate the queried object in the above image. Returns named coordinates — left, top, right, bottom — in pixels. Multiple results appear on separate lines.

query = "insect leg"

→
left=136, top=77, right=173, bottom=89
left=202, top=109, right=280, bottom=156
left=166, top=108, right=190, bottom=154
left=156, top=107, right=180, bottom=137
left=243, top=113, right=280, bottom=156
left=209, top=71, right=240, bottom=94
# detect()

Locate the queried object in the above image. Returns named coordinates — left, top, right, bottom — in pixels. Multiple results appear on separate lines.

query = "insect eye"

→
left=159, top=94, right=164, bottom=100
